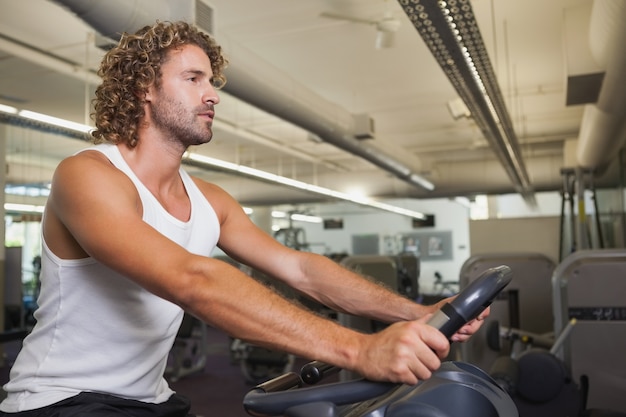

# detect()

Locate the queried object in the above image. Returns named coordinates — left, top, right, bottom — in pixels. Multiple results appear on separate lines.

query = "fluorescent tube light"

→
left=0, top=104, right=18, bottom=114
left=271, top=211, right=323, bottom=224
left=4, top=203, right=45, bottom=213
left=290, top=213, right=323, bottom=223
left=18, top=110, right=93, bottom=133
left=186, top=152, right=427, bottom=220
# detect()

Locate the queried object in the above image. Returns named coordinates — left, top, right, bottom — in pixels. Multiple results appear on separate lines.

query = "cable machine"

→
left=559, top=168, right=604, bottom=261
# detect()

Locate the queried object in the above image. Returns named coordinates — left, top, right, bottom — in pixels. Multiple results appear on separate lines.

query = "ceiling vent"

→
left=563, top=3, right=605, bottom=106
left=566, top=72, right=604, bottom=106
left=194, top=0, right=215, bottom=35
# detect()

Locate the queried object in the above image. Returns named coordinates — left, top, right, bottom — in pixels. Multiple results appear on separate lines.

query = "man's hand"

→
left=352, top=316, right=450, bottom=386
left=450, top=308, right=489, bottom=342
left=430, top=296, right=491, bottom=343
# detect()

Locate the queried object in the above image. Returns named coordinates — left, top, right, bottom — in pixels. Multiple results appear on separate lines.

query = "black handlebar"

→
left=243, top=265, right=513, bottom=416
left=427, top=265, right=512, bottom=339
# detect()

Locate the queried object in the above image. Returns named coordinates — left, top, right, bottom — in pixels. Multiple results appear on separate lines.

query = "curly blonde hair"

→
left=91, top=20, right=228, bottom=147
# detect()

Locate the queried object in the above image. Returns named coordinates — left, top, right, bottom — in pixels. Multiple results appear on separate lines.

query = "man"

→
left=0, top=21, right=487, bottom=416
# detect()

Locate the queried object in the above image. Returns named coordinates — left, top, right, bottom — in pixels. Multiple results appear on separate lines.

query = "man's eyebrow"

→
left=181, top=69, right=208, bottom=77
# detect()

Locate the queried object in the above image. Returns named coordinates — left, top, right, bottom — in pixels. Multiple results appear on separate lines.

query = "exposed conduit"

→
left=50, top=0, right=435, bottom=191
left=576, top=0, right=626, bottom=171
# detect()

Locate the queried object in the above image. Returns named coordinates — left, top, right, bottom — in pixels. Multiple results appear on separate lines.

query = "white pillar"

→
left=0, top=124, right=7, bottom=340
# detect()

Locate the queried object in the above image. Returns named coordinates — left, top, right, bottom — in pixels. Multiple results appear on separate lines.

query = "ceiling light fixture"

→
left=185, top=152, right=427, bottom=220
left=271, top=211, right=323, bottom=224
left=290, top=213, right=323, bottom=223
left=398, top=0, right=534, bottom=202
left=0, top=105, right=93, bottom=139
left=4, top=203, right=45, bottom=214
left=0, top=103, right=18, bottom=114
left=18, top=110, right=93, bottom=133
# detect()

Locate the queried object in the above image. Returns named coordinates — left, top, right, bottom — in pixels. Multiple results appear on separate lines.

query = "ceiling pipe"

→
left=50, top=0, right=171, bottom=39
left=396, top=0, right=535, bottom=203
left=576, top=0, right=626, bottom=171
left=0, top=33, right=101, bottom=85
left=49, top=0, right=434, bottom=192
left=215, top=43, right=432, bottom=191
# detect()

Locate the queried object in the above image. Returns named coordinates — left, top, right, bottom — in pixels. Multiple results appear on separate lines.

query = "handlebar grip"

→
left=300, top=360, right=340, bottom=385
left=427, top=265, right=512, bottom=339
left=255, top=372, right=303, bottom=393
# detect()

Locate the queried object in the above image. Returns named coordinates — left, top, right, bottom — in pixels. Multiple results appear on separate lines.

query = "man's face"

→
left=147, top=44, right=219, bottom=147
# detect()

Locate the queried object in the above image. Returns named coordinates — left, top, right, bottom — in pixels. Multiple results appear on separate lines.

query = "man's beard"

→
left=150, top=94, right=213, bottom=147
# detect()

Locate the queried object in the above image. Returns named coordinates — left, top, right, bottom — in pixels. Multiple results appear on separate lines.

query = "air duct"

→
left=575, top=0, right=626, bottom=171
left=50, top=0, right=434, bottom=191
left=50, top=0, right=170, bottom=39
left=397, top=0, right=534, bottom=202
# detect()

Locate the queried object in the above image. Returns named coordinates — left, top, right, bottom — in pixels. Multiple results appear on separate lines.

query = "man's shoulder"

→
left=187, top=174, right=240, bottom=214
left=188, top=174, right=225, bottom=195
left=57, top=148, right=113, bottom=171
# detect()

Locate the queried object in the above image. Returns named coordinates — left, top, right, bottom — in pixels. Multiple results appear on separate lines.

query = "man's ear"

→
left=142, top=86, right=153, bottom=103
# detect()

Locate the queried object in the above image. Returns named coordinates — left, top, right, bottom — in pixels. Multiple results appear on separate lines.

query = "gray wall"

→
left=469, top=216, right=560, bottom=264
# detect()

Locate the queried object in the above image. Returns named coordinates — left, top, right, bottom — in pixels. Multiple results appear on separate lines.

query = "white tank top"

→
left=1, top=143, right=221, bottom=412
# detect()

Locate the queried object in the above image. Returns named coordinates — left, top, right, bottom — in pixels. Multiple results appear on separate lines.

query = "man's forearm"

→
left=296, top=253, right=434, bottom=323
left=180, top=259, right=368, bottom=370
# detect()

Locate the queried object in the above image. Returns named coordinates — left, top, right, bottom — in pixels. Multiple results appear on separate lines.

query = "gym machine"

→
left=487, top=317, right=584, bottom=416
left=458, top=253, right=555, bottom=371
left=243, top=265, right=517, bottom=417
left=339, top=254, right=420, bottom=300
left=482, top=248, right=626, bottom=416
left=166, top=313, right=209, bottom=382
left=552, top=249, right=626, bottom=414
left=559, top=168, right=605, bottom=261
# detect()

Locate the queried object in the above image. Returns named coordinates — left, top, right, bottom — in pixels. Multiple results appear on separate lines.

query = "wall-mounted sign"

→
left=401, top=231, right=453, bottom=261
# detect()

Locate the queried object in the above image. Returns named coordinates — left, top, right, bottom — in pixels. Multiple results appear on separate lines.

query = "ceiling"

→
left=0, top=0, right=624, bottom=211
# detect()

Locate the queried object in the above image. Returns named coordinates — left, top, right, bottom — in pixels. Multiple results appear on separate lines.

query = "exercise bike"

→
left=243, top=265, right=517, bottom=417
